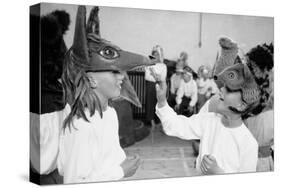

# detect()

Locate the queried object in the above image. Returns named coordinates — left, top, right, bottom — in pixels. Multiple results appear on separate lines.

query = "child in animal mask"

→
left=57, top=6, right=153, bottom=184
left=152, top=43, right=270, bottom=174
left=200, top=42, right=274, bottom=173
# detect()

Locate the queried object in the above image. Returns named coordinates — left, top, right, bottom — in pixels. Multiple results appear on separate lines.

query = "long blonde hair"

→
left=61, top=49, right=103, bottom=131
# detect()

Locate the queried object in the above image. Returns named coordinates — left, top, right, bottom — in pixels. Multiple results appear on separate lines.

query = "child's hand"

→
left=200, top=155, right=223, bottom=175
left=187, top=105, right=194, bottom=112
left=121, top=154, right=141, bottom=178
left=149, top=68, right=167, bottom=108
left=174, top=104, right=180, bottom=111
left=206, top=92, right=211, bottom=98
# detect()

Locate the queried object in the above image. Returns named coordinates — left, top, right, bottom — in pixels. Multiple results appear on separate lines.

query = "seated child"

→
left=196, top=65, right=219, bottom=111
left=174, top=66, right=198, bottom=116
left=168, top=62, right=184, bottom=108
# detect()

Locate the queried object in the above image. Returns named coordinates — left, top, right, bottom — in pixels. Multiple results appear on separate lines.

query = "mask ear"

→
left=72, top=6, right=89, bottom=62
left=86, top=6, right=100, bottom=36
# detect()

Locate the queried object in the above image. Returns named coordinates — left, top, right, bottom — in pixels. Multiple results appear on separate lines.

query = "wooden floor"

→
left=123, top=125, right=201, bottom=181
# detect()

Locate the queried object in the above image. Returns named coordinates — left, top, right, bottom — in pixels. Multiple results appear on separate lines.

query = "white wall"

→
left=41, top=3, right=273, bottom=72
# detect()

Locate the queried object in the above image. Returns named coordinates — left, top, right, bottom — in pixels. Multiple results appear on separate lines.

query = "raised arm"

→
left=156, top=102, right=204, bottom=140
left=155, top=80, right=205, bottom=140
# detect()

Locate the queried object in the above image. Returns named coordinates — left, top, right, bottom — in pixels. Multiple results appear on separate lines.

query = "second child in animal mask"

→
left=151, top=55, right=264, bottom=174
left=201, top=43, right=274, bottom=172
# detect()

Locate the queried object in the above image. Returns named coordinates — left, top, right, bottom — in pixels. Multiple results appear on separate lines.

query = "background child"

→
left=144, top=45, right=167, bottom=127
left=168, top=62, right=184, bottom=108
left=174, top=66, right=198, bottom=116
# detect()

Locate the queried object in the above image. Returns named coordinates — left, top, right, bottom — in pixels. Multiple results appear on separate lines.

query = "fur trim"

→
left=245, top=43, right=274, bottom=117
left=41, top=10, right=70, bottom=44
left=52, top=10, right=70, bottom=34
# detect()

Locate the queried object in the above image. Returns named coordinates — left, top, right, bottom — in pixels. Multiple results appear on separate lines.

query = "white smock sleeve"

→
left=30, top=109, right=65, bottom=175
left=156, top=103, right=205, bottom=140
left=58, top=124, right=100, bottom=184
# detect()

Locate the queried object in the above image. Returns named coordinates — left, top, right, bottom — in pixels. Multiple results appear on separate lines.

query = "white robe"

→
left=156, top=103, right=258, bottom=174
left=57, top=105, right=126, bottom=184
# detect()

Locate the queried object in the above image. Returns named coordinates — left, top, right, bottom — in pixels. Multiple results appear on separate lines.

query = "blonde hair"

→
left=62, top=50, right=103, bottom=131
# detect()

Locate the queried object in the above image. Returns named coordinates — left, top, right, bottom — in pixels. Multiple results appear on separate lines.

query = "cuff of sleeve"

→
left=155, top=103, right=174, bottom=121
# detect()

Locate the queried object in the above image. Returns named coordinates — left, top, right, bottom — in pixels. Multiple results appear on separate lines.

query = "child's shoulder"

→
left=237, top=123, right=258, bottom=148
left=193, top=112, right=221, bottom=123
left=107, top=106, right=118, bottom=116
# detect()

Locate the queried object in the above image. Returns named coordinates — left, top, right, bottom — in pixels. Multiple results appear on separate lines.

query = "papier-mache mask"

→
left=71, top=6, right=153, bottom=73
left=213, top=37, right=239, bottom=76
left=214, top=43, right=274, bottom=117
left=214, top=63, right=261, bottom=105
left=62, top=6, right=154, bottom=129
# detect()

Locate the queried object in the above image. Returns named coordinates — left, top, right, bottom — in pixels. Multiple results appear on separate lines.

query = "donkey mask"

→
left=62, top=6, right=154, bottom=128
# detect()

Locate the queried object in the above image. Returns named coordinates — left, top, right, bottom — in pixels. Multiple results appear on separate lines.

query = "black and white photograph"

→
left=29, top=1, right=274, bottom=186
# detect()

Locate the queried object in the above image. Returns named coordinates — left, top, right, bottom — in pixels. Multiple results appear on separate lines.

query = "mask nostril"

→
left=213, top=75, right=218, bottom=80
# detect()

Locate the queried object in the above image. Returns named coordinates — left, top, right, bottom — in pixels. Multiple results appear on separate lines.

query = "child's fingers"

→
left=206, top=155, right=216, bottom=163
left=201, top=159, right=209, bottom=171
left=200, top=165, right=206, bottom=174
left=155, top=83, right=160, bottom=91
left=200, top=161, right=208, bottom=174
left=203, top=155, right=213, bottom=165
left=156, top=81, right=165, bottom=91
left=204, top=158, right=211, bottom=169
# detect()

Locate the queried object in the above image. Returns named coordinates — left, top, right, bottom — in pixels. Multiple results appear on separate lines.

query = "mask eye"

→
left=111, top=70, right=121, bottom=74
left=227, top=71, right=237, bottom=80
left=99, top=46, right=120, bottom=59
